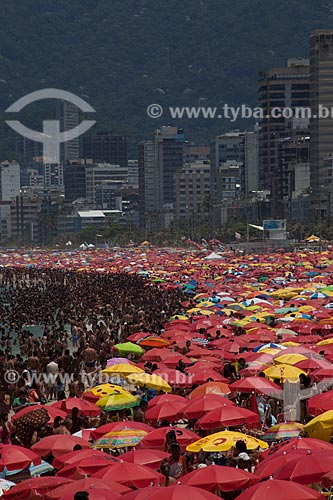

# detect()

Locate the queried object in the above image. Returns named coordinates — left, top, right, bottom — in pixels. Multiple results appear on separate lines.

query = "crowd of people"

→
left=0, top=269, right=182, bottom=408
left=0, top=248, right=332, bottom=499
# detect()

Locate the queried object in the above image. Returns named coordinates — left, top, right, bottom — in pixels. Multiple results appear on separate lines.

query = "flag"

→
left=235, top=232, right=241, bottom=239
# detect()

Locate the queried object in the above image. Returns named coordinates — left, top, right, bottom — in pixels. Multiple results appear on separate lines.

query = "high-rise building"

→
left=244, top=129, right=259, bottom=194
left=274, top=135, right=310, bottom=219
left=310, top=30, right=333, bottom=217
left=10, top=191, right=43, bottom=243
left=63, top=159, right=90, bottom=203
left=85, top=163, right=128, bottom=204
left=44, top=163, right=64, bottom=192
left=183, top=144, right=210, bottom=163
left=20, top=166, right=44, bottom=189
left=57, top=101, right=79, bottom=162
left=138, top=126, right=185, bottom=229
left=127, top=160, right=139, bottom=188
left=175, top=160, right=211, bottom=229
left=258, top=59, right=310, bottom=215
left=16, top=137, right=43, bottom=162
left=95, top=181, right=124, bottom=210
left=0, top=161, right=21, bottom=202
left=210, top=130, right=258, bottom=226
left=82, top=132, right=128, bottom=168
left=0, top=161, right=21, bottom=240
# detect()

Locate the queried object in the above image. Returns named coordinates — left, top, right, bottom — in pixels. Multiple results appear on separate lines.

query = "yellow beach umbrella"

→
left=280, top=341, right=301, bottom=347
left=259, top=348, right=282, bottom=355
left=317, top=338, right=333, bottom=346
left=269, top=288, right=304, bottom=299
left=303, top=410, right=333, bottom=442
left=229, top=318, right=248, bottom=326
left=263, top=422, right=304, bottom=441
left=102, top=363, right=144, bottom=376
left=199, top=309, right=215, bottom=316
left=93, top=429, right=147, bottom=449
left=264, top=364, right=305, bottom=382
left=187, top=308, right=214, bottom=316
left=227, top=304, right=247, bottom=311
left=84, top=383, right=129, bottom=398
left=196, top=301, right=215, bottom=308
left=126, top=372, right=172, bottom=393
left=186, top=430, right=268, bottom=453
left=96, top=391, right=139, bottom=411
left=274, top=353, right=307, bottom=365
left=298, top=306, right=316, bottom=313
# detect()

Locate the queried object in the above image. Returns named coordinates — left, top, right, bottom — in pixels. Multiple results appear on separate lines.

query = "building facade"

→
left=0, top=161, right=21, bottom=240
left=57, top=100, right=79, bottom=162
left=310, top=30, right=333, bottom=218
left=258, top=59, right=310, bottom=216
left=95, top=181, right=124, bottom=210
left=85, top=163, right=128, bottom=204
left=210, top=130, right=258, bottom=225
left=175, top=160, right=211, bottom=227
left=63, top=159, right=90, bottom=203
left=138, top=126, right=185, bottom=229
left=82, top=132, right=128, bottom=168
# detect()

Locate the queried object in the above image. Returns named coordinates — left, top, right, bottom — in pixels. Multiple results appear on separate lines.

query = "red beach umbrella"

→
left=59, top=490, right=121, bottom=500
left=51, top=398, right=100, bottom=417
left=147, top=393, right=186, bottom=408
left=31, top=435, right=90, bottom=457
left=91, top=461, right=163, bottom=488
left=145, top=400, right=188, bottom=423
left=273, top=450, right=333, bottom=484
left=2, top=477, right=74, bottom=500
left=259, top=437, right=333, bottom=462
left=229, top=376, right=282, bottom=395
left=138, top=427, right=200, bottom=451
left=235, top=478, right=322, bottom=500
left=0, top=445, right=41, bottom=471
left=53, top=448, right=119, bottom=470
left=197, top=404, right=260, bottom=430
left=121, top=449, right=170, bottom=469
left=121, top=485, right=224, bottom=500
left=45, top=478, right=130, bottom=499
left=181, top=464, right=259, bottom=492
left=181, top=394, right=235, bottom=420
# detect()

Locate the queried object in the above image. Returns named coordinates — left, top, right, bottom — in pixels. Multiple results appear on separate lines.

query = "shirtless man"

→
left=82, top=344, right=97, bottom=374
left=27, top=352, right=40, bottom=373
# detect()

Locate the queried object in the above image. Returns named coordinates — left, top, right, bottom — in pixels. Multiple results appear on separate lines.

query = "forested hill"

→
left=0, top=0, right=331, bottom=154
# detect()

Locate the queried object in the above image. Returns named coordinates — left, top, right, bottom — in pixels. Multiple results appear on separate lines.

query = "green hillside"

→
left=0, top=0, right=331, bottom=155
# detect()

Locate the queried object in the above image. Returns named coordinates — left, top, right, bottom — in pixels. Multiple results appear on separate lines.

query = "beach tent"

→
left=204, top=252, right=223, bottom=260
